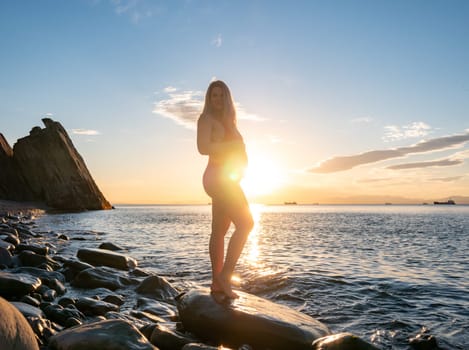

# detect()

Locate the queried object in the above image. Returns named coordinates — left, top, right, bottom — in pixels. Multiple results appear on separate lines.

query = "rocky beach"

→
left=0, top=205, right=382, bottom=350
left=1, top=119, right=461, bottom=350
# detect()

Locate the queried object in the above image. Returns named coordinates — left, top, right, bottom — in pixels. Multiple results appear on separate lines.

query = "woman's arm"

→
left=197, top=116, right=244, bottom=156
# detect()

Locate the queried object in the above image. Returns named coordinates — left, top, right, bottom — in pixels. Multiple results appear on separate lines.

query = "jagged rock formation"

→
left=0, top=134, right=31, bottom=200
left=0, top=118, right=111, bottom=210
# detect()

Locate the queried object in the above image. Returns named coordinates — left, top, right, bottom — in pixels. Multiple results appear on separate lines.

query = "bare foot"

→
left=210, top=290, right=229, bottom=304
left=210, top=280, right=223, bottom=293
left=215, top=274, right=239, bottom=299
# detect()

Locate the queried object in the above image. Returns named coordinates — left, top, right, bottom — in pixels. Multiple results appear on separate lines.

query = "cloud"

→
left=235, top=103, right=266, bottom=122
left=383, top=121, right=432, bottom=142
left=72, top=129, right=101, bottom=136
left=387, top=159, right=463, bottom=170
left=310, top=131, right=469, bottom=173
left=430, top=176, right=464, bottom=182
left=164, top=86, right=177, bottom=93
left=153, top=86, right=263, bottom=129
left=212, top=34, right=222, bottom=48
left=356, top=177, right=394, bottom=183
left=153, top=89, right=204, bottom=129
left=110, top=0, right=153, bottom=23
left=112, top=0, right=137, bottom=14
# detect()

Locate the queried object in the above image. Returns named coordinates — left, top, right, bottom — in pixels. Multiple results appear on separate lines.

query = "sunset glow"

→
left=241, top=153, right=285, bottom=198
left=1, top=1, right=468, bottom=205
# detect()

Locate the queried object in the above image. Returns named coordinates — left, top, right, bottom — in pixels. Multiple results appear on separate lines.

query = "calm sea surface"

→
left=36, top=205, right=469, bottom=349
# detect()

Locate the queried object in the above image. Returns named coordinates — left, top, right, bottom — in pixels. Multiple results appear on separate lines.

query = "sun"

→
left=241, top=152, right=284, bottom=198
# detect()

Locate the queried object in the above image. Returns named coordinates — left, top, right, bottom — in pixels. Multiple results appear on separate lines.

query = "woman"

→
left=197, top=80, right=254, bottom=299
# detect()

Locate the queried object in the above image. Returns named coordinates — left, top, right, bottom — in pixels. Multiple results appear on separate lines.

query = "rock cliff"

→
left=0, top=118, right=111, bottom=210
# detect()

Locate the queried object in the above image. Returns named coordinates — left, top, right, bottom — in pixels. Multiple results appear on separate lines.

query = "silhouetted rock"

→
left=0, top=240, right=14, bottom=251
left=72, top=266, right=124, bottom=290
left=0, top=134, right=32, bottom=201
left=43, top=303, right=85, bottom=327
left=136, top=297, right=178, bottom=321
left=99, top=242, right=125, bottom=251
left=0, top=118, right=111, bottom=210
left=136, top=275, right=179, bottom=301
left=150, top=323, right=198, bottom=349
left=37, top=285, right=57, bottom=301
left=130, top=310, right=166, bottom=324
left=77, top=248, right=137, bottom=270
left=103, top=293, right=125, bottom=306
left=13, top=300, right=61, bottom=345
left=10, top=267, right=66, bottom=284
left=176, top=288, right=330, bottom=350
left=18, top=250, right=61, bottom=270
left=20, top=295, right=41, bottom=307
left=75, top=296, right=119, bottom=316
left=409, top=331, right=441, bottom=350
left=182, top=344, right=228, bottom=350
left=48, top=319, right=156, bottom=350
left=62, top=258, right=94, bottom=280
left=312, top=333, right=380, bottom=350
left=2, top=233, right=20, bottom=246
left=0, top=246, right=13, bottom=266
left=11, top=301, right=46, bottom=319
left=0, top=271, right=41, bottom=298
left=16, top=243, right=49, bottom=255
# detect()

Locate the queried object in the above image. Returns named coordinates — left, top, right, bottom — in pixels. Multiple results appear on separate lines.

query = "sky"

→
left=1, top=0, right=468, bottom=204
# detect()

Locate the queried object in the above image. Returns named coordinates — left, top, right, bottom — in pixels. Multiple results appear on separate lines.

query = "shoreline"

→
left=0, top=199, right=48, bottom=217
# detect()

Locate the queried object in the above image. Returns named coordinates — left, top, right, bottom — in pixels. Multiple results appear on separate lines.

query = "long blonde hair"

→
left=201, top=80, right=237, bottom=130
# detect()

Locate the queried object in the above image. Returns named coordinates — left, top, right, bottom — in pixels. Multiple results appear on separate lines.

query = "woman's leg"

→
left=209, top=197, right=231, bottom=292
left=216, top=184, right=254, bottom=298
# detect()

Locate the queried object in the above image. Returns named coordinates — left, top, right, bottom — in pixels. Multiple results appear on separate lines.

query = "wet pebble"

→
left=16, top=243, right=49, bottom=255
left=137, top=296, right=178, bottom=321
left=312, top=333, right=380, bottom=350
left=43, top=303, right=86, bottom=327
left=77, top=247, right=138, bottom=270
left=3, top=233, right=20, bottom=246
left=0, top=246, right=13, bottom=266
left=0, top=271, right=42, bottom=298
left=409, top=332, right=441, bottom=350
left=48, top=319, right=155, bottom=350
left=136, top=275, right=179, bottom=302
left=18, top=250, right=60, bottom=269
left=75, top=296, right=120, bottom=316
left=150, top=322, right=198, bottom=349
left=72, top=266, right=124, bottom=290
left=99, top=241, right=125, bottom=251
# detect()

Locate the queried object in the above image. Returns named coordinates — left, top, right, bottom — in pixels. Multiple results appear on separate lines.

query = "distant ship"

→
left=284, top=201, right=297, bottom=205
left=433, top=199, right=456, bottom=205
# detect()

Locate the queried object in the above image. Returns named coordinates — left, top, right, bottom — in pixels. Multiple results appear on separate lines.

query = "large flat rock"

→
left=176, top=288, right=330, bottom=350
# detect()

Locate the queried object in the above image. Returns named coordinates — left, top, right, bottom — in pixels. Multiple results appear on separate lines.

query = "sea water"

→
left=36, top=204, right=469, bottom=349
